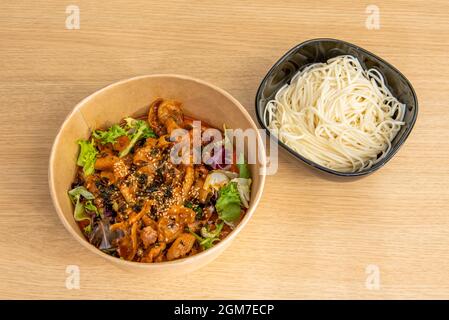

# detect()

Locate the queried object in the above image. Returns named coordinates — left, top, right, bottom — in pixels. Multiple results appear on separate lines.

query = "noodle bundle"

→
left=264, top=55, right=405, bottom=172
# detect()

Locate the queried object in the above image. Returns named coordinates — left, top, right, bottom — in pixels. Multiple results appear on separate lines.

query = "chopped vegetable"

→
left=237, top=153, right=251, bottom=179
left=68, top=186, right=95, bottom=228
left=93, top=124, right=127, bottom=145
left=83, top=224, right=93, bottom=234
left=203, top=171, right=230, bottom=191
left=231, top=178, right=251, bottom=208
left=216, top=170, right=239, bottom=179
left=124, top=117, right=156, bottom=139
left=68, top=186, right=95, bottom=201
left=205, top=125, right=234, bottom=169
left=205, top=146, right=224, bottom=169
left=215, top=182, right=241, bottom=222
left=85, top=200, right=100, bottom=217
left=76, top=139, right=98, bottom=176
left=119, top=118, right=156, bottom=157
left=190, top=222, right=224, bottom=249
left=89, top=217, right=122, bottom=251
left=185, top=201, right=203, bottom=219
left=203, top=170, right=239, bottom=192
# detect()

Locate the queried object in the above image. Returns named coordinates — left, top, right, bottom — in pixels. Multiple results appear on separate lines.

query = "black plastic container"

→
left=255, top=38, right=418, bottom=177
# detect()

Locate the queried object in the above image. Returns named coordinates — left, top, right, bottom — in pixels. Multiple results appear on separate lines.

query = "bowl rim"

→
left=255, top=38, right=419, bottom=177
left=48, top=74, right=266, bottom=269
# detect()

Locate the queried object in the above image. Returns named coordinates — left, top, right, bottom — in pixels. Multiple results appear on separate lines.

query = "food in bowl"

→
left=264, top=55, right=406, bottom=173
left=69, top=98, right=252, bottom=263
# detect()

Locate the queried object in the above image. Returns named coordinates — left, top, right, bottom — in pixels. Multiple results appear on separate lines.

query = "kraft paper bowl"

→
left=49, top=74, right=266, bottom=273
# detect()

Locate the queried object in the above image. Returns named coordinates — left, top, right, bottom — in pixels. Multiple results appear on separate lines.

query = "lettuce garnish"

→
left=185, top=201, right=203, bottom=219
left=215, top=182, right=241, bottom=222
left=231, top=177, right=251, bottom=209
left=85, top=200, right=100, bottom=217
left=76, top=139, right=98, bottom=176
left=92, top=124, right=127, bottom=145
left=118, top=118, right=156, bottom=157
left=237, top=153, right=251, bottom=179
left=190, top=222, right=224, bottom=249
left=68, top=186, right=96, bottom=233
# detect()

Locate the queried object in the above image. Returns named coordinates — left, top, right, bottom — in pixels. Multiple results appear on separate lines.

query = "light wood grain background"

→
left=1, top=0, right=449, bottom=299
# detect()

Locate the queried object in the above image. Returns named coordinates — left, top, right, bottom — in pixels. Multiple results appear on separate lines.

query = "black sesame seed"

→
left=164, top=186, right=172, bottom=198
left=137, top=173, right=147, bottom=185
left=136, top=139, right=146, bottom=148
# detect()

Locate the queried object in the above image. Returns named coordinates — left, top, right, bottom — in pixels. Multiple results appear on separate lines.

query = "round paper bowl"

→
left=49, top=74, right=266, bottom=273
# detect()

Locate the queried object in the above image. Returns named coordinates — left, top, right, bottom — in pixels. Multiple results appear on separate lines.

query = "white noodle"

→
left=264, top=55, right=405, bottom=172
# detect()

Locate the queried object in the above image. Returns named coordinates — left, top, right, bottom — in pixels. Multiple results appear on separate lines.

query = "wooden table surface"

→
left=1, top=0, right=449, bottom=299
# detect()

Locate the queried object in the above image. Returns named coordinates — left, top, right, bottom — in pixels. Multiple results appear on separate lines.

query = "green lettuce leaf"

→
left=68, top=186, right=95, bottom=229
left=215, top=182, right=241, bottom=222
left=237, top=153, right=251, bottom=179
left=68, top=186, right=95, bottom=202
left=185, top=201, right=203, bottom=219
left=76, top=139, right=98, bottom=176
left=119, top=118, right=156, bottom=157
left=83, top=224, right=93, bottom=234
left=190, top=222, right=224, bottom=249
left=85, top=200, right=100, bottom=217
left=231, top=177, right=251, bottom=208
left=92, top=124, right=127, bottom=145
